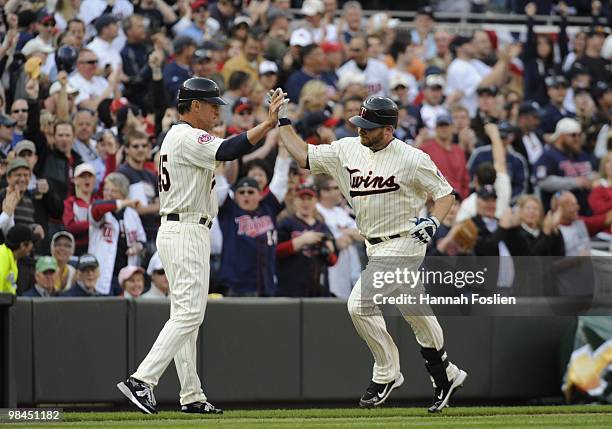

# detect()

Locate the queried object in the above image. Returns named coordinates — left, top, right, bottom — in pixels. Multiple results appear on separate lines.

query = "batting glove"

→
left=409, top=216, right=440, bottom=245
left=265, top=88, right=289, bottom=119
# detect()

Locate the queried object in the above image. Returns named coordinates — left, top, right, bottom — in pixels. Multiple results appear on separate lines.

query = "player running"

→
left=276, top=93, right=468, bottom=412
left=117, top=78, right=285, bottom=414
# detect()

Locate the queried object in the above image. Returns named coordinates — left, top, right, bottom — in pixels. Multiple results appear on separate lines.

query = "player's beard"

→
left=359, top=128, right=385, bottom=150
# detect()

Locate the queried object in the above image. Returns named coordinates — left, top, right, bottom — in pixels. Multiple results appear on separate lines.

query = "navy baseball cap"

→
left=477, top=86, right=498, bottom=96
left=498, top=121, right=516, bottom=138
left=235, top=177, right=260, bottom=191
left=477, top=184, right=497, bottom=199
left=518, top=101, right=541, bottom=117
left=78, top=254, right=99, bottom=270
left=545, top=75, right=568, bottom=88
left=435, top=114, right=453, bottom=126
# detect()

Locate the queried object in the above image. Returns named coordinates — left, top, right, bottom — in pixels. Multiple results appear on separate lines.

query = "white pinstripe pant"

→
left=347, top=237, right=459, bottom=384
left=132, top=218, right=210, bottom=405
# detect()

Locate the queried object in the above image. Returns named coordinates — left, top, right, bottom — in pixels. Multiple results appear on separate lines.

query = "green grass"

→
left=7, top=405, right=612, bottom=429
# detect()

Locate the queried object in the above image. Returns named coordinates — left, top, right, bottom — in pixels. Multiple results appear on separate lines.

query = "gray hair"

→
left=105, top=172, right=130, bottom=198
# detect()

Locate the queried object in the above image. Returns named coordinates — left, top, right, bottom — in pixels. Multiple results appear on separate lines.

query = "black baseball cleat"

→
left=359, top=372, right=404, bottom=408
left=181, top=401, right=223, bottom=414
left=117, top=377, right=158, bottom=414
left=428, top=369, right=468, bottom=413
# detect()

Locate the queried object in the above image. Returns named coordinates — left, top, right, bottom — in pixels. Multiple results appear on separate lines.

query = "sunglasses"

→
left=42, top=22, right=55, bottom=27
left=323, top=186, right=339, bottom=191
left=12, top=109, right=28, bottom=113
left=237, top=189, right=257, bottom=195
left=80, top=60, right=98, bottom=65
left=153, top=269, right=165, bottom=275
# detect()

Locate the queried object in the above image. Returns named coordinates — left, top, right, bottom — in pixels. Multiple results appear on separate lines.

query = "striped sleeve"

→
left=307, top=142, right=340, bottom=176
left=414, top=152, right=453, bottom=200
left=183, top=129, right=224, bottom=171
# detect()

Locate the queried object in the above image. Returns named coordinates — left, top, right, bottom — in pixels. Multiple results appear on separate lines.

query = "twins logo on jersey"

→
left=235, top=215, right=275, bottom=238
left=346, top=168, right=400, bottom=197
left=198, top=133, right=214, bottom=144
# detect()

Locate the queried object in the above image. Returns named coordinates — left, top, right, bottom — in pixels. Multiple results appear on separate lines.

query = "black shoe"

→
left=359, top=373, right=404, bottom=408
left=181, top=401, right=223, bottom=414
left=428, top=369, right=467, bottom=413
left=117, top=377, right=158, bottom=414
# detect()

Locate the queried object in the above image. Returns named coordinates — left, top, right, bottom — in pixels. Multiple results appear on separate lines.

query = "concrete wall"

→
left=13, top=297, right=576, bottom=405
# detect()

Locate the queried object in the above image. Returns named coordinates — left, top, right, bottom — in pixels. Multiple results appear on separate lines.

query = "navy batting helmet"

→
left=178, top=77, right=227, bottom=105
left=349, top=96, right=398, bottom=129
left=55, top=45, right=78, bottom=74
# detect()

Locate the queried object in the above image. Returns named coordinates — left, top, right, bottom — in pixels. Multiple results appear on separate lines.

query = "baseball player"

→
left=277, top=94, right=468, bottom=412
left=117, top=79, right=285, bottom=414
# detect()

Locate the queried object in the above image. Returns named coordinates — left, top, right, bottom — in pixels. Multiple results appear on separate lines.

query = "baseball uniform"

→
left=131, top=122, right=222, bottom=406
left=307, top=136, right=461, bottom=385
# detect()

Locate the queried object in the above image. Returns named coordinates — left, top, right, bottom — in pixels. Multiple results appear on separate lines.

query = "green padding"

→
left=200, top=298, right=301, bottom=401
left=130, top=300, right=190, bottom=403
left=32, top=298, right=128, bottom=403
left=301, top=299, right=393, bottom=400
left=14, top=298, right=33, bottom=405
left=490, top=317, right=576, bottom=398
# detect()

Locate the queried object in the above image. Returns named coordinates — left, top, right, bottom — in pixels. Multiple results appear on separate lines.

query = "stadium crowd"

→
left=0, top=0, right=609, bottom=299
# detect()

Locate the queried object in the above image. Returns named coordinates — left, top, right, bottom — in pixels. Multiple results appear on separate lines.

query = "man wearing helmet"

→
left=117, top=79, right=285, bottom=415
left=277, top=93, right=468, bottom=413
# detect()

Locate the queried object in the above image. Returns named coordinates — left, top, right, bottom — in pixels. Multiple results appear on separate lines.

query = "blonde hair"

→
left=599, top=151, right=612, bottom=181
left=298, top=79, right=328, bottom=113
left=517, top=194, right=544, bottom=227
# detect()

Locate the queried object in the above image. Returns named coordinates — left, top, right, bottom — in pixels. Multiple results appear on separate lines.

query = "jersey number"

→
left=158, top=154, right=171, bottom=192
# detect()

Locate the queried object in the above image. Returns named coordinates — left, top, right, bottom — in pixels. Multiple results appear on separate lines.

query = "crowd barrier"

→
left=11, top=297, right=576, bottom=406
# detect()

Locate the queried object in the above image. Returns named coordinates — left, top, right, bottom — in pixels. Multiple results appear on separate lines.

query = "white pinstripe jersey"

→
left=157, top=123, right=223, bottom=218
left=308, top=137, right=452, bottom=239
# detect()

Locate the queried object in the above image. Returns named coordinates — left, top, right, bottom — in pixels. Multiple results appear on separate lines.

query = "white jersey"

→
left=157, top=123, right=223, bottom=219
left=308, top=137, right=453, bottom=240
left=337, top=59, right=390, bottom=97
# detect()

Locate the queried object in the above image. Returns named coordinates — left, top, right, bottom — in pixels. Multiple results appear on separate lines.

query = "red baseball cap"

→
left=191, top=0, right=208, bottom=12
left=232, top=97, right=253, bottom=114
left=320, top=41, right=343, bottom=54
left=110, top=97, right=130, bottom=115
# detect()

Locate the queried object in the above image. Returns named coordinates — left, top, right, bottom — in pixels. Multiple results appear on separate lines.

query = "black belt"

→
left=367, top=234, right=402, bottom=245
left=166, top=213, right=212, bottom=228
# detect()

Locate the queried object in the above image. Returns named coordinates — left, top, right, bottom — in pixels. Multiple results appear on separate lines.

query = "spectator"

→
left=420, top=114, right=470, bottom=199
left=515, top=194, right=564, bottom=257
left=222, top=32, right=263, bottom=89
left=117, top=131, right=160, bottom=244
left=276, top=183, right=337, bottom=297
left=220, top=71, right=252, bottom=124
left=68, top=49, right=118, bottom=110
left=337, top=34, right=389, bottom=97
left=0, top=115, right=16, bottom=157
left=50, top=231, right=76, bottom=293
left=339, top=1, right=364, bottom=43
left=13, top=141, right=63, bottom=255
left=334, top=96, right=361, bottom=139
left=209, top=0, right=242, bottom=35
left=192, top=48, right=225, bottom=93
left=118, top=265, right=145, bottom=299
left=87, top=14, right=122, bottom=71
left=285, top=44, right=332, bottom=103
left=540, top=75, right=575, bottom=138
left=427, top=192, right=463, bottom=256
left=10, top=98, right=28, bottom=146
left=22, top=256, right=58, bottom=297
left=216, top=173, right=287, bottom=297
left=512, top=101, right=545, bottom=178
left=470, top=86, right=502, bottom=146
left=575, top=29, right=609, bottom=84
left=258, top=61, right=280, bottom=92
left=61, top=253, right=102, bottom=297
left=535, top=118, right=595, bottom=214
left=417, top=74, right=448, bottom=133
left=37, top=121, right=83, bottom=206
left=121, top=14, right=152, bottom=105
left=563, top=31, right=587, bottom=72
left=472, top=30, right=496, bottom=69
left=431, top=29, right=452, bottom=71
left=589, top=152, right=612, bottom=215
left=521, top=2, right=568, bottom=106
left=89, top=172, right=144, bottom=295
left=314, top=175, right=362, bottom=299
left=72, top=109, right=105, bottom=187
left=174, top=0, right=214, bottom=42
left=410, top=6, right=436, bottom=60
left=63, top=163, right=97, bottom=256
left=45, top=77, right=79, bottom=121
left=66, top=18, right=86, bottom=49
left=163, top=36, right=196, bottom=102
left=451, top=104, right=477, bottom=157
left=134, top=0, right=177, bottom=34
left=563, top=62, right=591, bottom=115
left=227, top=98, right=256, bottom=136
left=468, top=121, right=529, bottom=200
left=142, top=251, right=169, bottom=299
left=290, top=0, right=333, bottom=44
